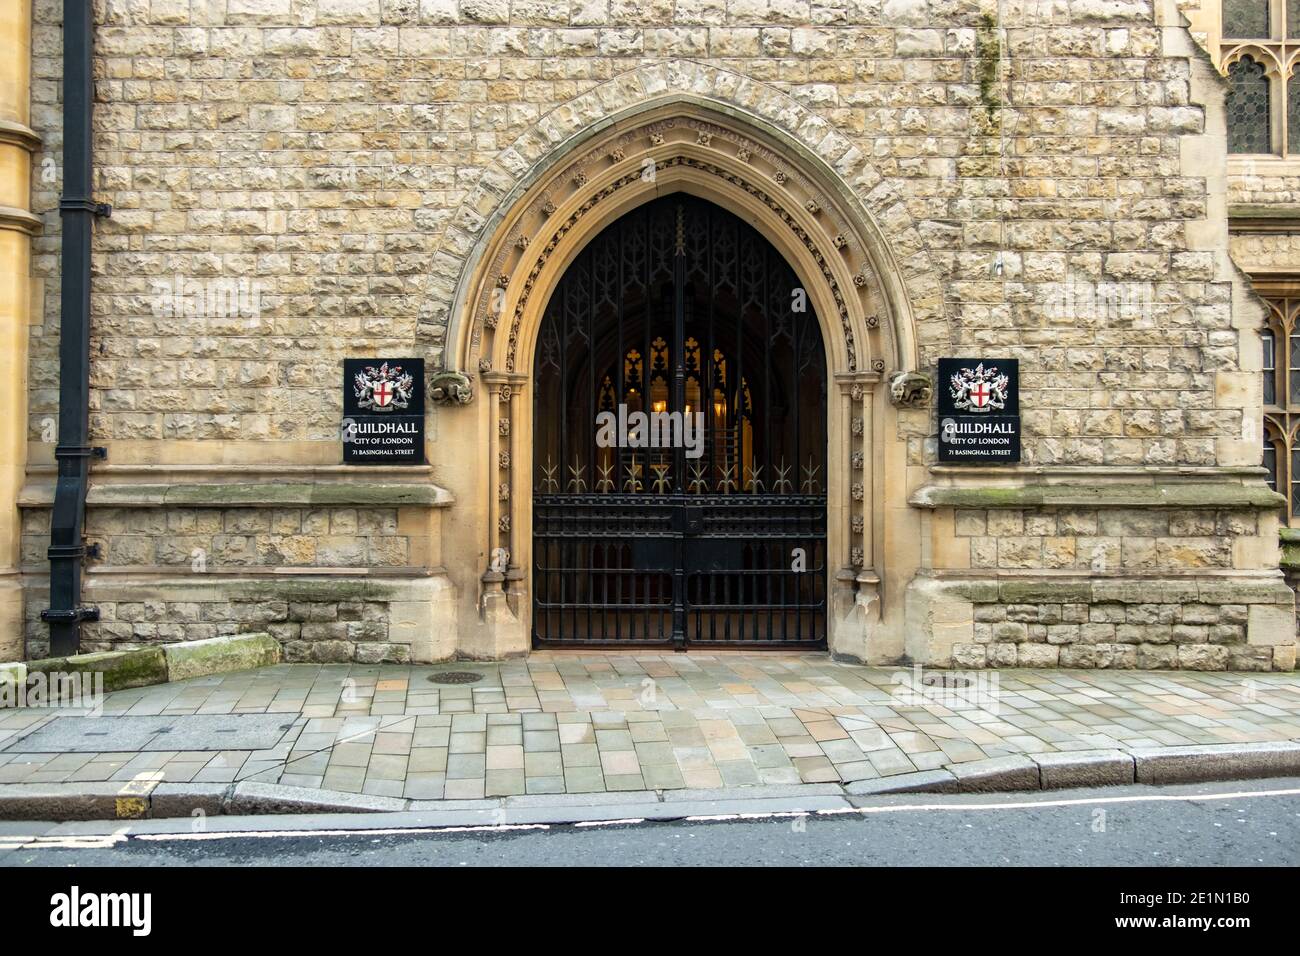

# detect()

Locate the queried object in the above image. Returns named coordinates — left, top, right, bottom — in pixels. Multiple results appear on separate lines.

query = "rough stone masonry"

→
left=0, top=0, right=1290, bottom=668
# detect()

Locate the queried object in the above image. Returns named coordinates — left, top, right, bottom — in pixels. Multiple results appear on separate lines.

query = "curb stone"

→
left=844, top=769, right=959, bottom=797
left=947, top=755, right=1041, bottom=792
left=1131, top=741, right=1300, bottom=784
left=1, top=741, right=1299, bottom=822
left=1032, top=749, right=1135, bottom=790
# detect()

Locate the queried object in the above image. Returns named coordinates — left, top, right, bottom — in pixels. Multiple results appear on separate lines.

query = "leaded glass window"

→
left=1228, top=57, right=1272, bottom=153
left=1225, top=0, right=1271, bottom=37
left=1259, top=292, right=1300, bottom=524
left=1290, top=76, right=1300, bottom=152
left=1215, top=1, right=1300, bottom=154
left=1264, top=329, right=1277, bottom=405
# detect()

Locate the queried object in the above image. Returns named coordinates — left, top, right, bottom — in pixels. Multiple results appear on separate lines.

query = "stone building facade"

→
left=0, top=0, right=1294, bottom=670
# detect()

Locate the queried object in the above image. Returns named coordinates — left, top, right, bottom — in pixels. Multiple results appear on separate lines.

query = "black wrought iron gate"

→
left=532, top=196, right=827, bottom=649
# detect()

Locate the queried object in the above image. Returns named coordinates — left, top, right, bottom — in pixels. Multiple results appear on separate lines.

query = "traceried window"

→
left=1216, top=0, right=1300, bottom=155
left=1229, top=57, right=1272, bottom=152
left=1260, top=293, right=1300, bottom=523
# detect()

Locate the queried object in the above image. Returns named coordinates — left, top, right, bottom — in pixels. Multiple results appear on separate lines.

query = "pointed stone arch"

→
left=437, top=62, right=939, bottom=661
left=434, top=60, right=941, bottom=381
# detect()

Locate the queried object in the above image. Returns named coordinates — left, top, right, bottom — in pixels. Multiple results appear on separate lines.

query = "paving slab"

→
left=5, top=714, right=295, bottom=754
left=0, top=655, right=1296, bottom=819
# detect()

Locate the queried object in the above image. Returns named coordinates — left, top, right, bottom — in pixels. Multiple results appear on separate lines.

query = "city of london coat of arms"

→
left=353, top=362, right=415, bottom=412
left=948, top=363, right=1009, bottom=413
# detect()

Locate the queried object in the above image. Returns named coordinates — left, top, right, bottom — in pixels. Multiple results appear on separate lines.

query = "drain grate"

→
left=428, top=671, right=484, bottom=685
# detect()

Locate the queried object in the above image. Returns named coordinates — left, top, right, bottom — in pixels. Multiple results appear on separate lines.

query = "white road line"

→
left=14, top=784, right=1300, bottom=848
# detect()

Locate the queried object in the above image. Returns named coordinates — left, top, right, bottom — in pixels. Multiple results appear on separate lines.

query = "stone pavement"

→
left=1, top=654, right=1299, bottom=801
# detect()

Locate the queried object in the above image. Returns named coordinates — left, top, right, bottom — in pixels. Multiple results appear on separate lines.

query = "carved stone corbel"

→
left=888, top=370, right=932, bottom=408
left=429, top=370, right=474, bottom=406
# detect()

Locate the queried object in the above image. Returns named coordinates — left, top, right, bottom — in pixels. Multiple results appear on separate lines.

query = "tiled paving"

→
left=2, top=654, right=1299, bottom=800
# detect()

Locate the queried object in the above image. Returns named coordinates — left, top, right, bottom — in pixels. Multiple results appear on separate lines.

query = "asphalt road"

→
left=2, top=779, right=1298, bottom=867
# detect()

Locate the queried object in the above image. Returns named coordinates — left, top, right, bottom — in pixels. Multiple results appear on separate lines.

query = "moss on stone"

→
left=164, top=633, right=281, bottom=683
left=89, top=483, right=446, bottom=508
left=218, top=578, right=399, bottom=603
left=975, top=12, right=1002, bottom=130
left=28, top=647, right=168, bottom=692
left=911, top=483, right=1285, bottom=510
left=998, top=581, right=1092, bottom=604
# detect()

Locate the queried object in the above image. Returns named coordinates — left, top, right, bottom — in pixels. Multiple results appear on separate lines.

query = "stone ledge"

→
left=18, top=481, right=453, bottom=509
left=6, top=632, right=280, bottom=701
left=932, top=575, right=1294, bottom=607
left=163, top=633, right=282, bottom=683
left=910, top=482, right=1284, bottom=510
left=1281, top=528, right=1300, bottom=572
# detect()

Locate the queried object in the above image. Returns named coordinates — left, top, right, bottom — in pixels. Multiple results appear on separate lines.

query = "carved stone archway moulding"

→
left=459, top=112, right=899, bottom=380
left=440, top=84, right=932, bottom=656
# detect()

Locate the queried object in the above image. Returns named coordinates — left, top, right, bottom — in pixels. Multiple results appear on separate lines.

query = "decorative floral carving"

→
left=498, top=450, right=510, bottom=469
left=851, top=483, right=864, bottom=501
left=696, top=131, right=712, bottom=146
left=498, top=417, right=510, bottom=437
left=499, top=384, right=512, bottom=401
left=478, top=357, right=492, bottom=373
left=609, top=147, right=625, bottom=162
left=498, top=514, right=510, bottom=532
left=851, top=451, right=864, bottom=470
left=541, top=199, right=556, bottom=216
left=496, top=274, right=510, bottom=288
left=514, top=235, right=529, bottom=250
left=572, top=170, right=587, bottom=187
left=737, top=146, right=752, bottom=163
left=852, top=515, right=865, bottom=534
left=498, top=482, right=510, bottom=501
left=805, top=199, right=821, bottom=214
left=853, top=273, right=869, bottom=288
left=851, top=417, right=864, bottom=437
left=649, top=132, right=664, bottom=146
left=851, top=547, right=864, bottom=567
left=773, top=170, right=787, bottom=184
left=872, top=359, right=886, bottom=372
left=499, top=156, right=866, bottom=374
left=850, top=383, right=864, bottom=402
left=833, top=234, right=847, bottom=249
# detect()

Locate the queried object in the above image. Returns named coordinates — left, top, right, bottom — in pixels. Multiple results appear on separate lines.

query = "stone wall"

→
left=11, top=0, right=1290, bottom=666
left=22, top=506, right=414, bottom=568
left=21, top=0, right=1259, bottom=469
left=21, top=574, right=454, bottom=664
left=916, top=576, right=1296, bottom=670
left=953, top=506, right=1257, bottom=571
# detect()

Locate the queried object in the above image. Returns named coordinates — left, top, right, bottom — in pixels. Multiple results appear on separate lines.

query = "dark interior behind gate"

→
left=532, top=195, right=828, bottom=649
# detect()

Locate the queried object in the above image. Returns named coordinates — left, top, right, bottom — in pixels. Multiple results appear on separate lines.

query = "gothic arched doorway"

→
left=531, top=195, right=828, bottom=648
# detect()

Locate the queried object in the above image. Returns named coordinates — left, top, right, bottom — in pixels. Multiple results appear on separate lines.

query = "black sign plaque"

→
left=342, top=358, right=426, bottom=465
left=936, top=358, right=1021, bottom=464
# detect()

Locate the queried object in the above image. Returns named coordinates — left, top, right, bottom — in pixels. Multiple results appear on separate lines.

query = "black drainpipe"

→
left=41, top=0, right=110, bottom=656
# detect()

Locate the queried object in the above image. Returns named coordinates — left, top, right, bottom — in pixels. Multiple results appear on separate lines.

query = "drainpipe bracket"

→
left=53, top=445, right=107, bottom=461
left=40, top=607, right=101, bottom=624
left=57, top=197, right=111, bottom=218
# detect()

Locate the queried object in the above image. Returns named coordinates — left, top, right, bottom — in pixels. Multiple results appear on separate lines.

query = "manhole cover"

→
left=922, top=673, right=973, bottom=689
left=428, top=671, right=484, bottom=685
